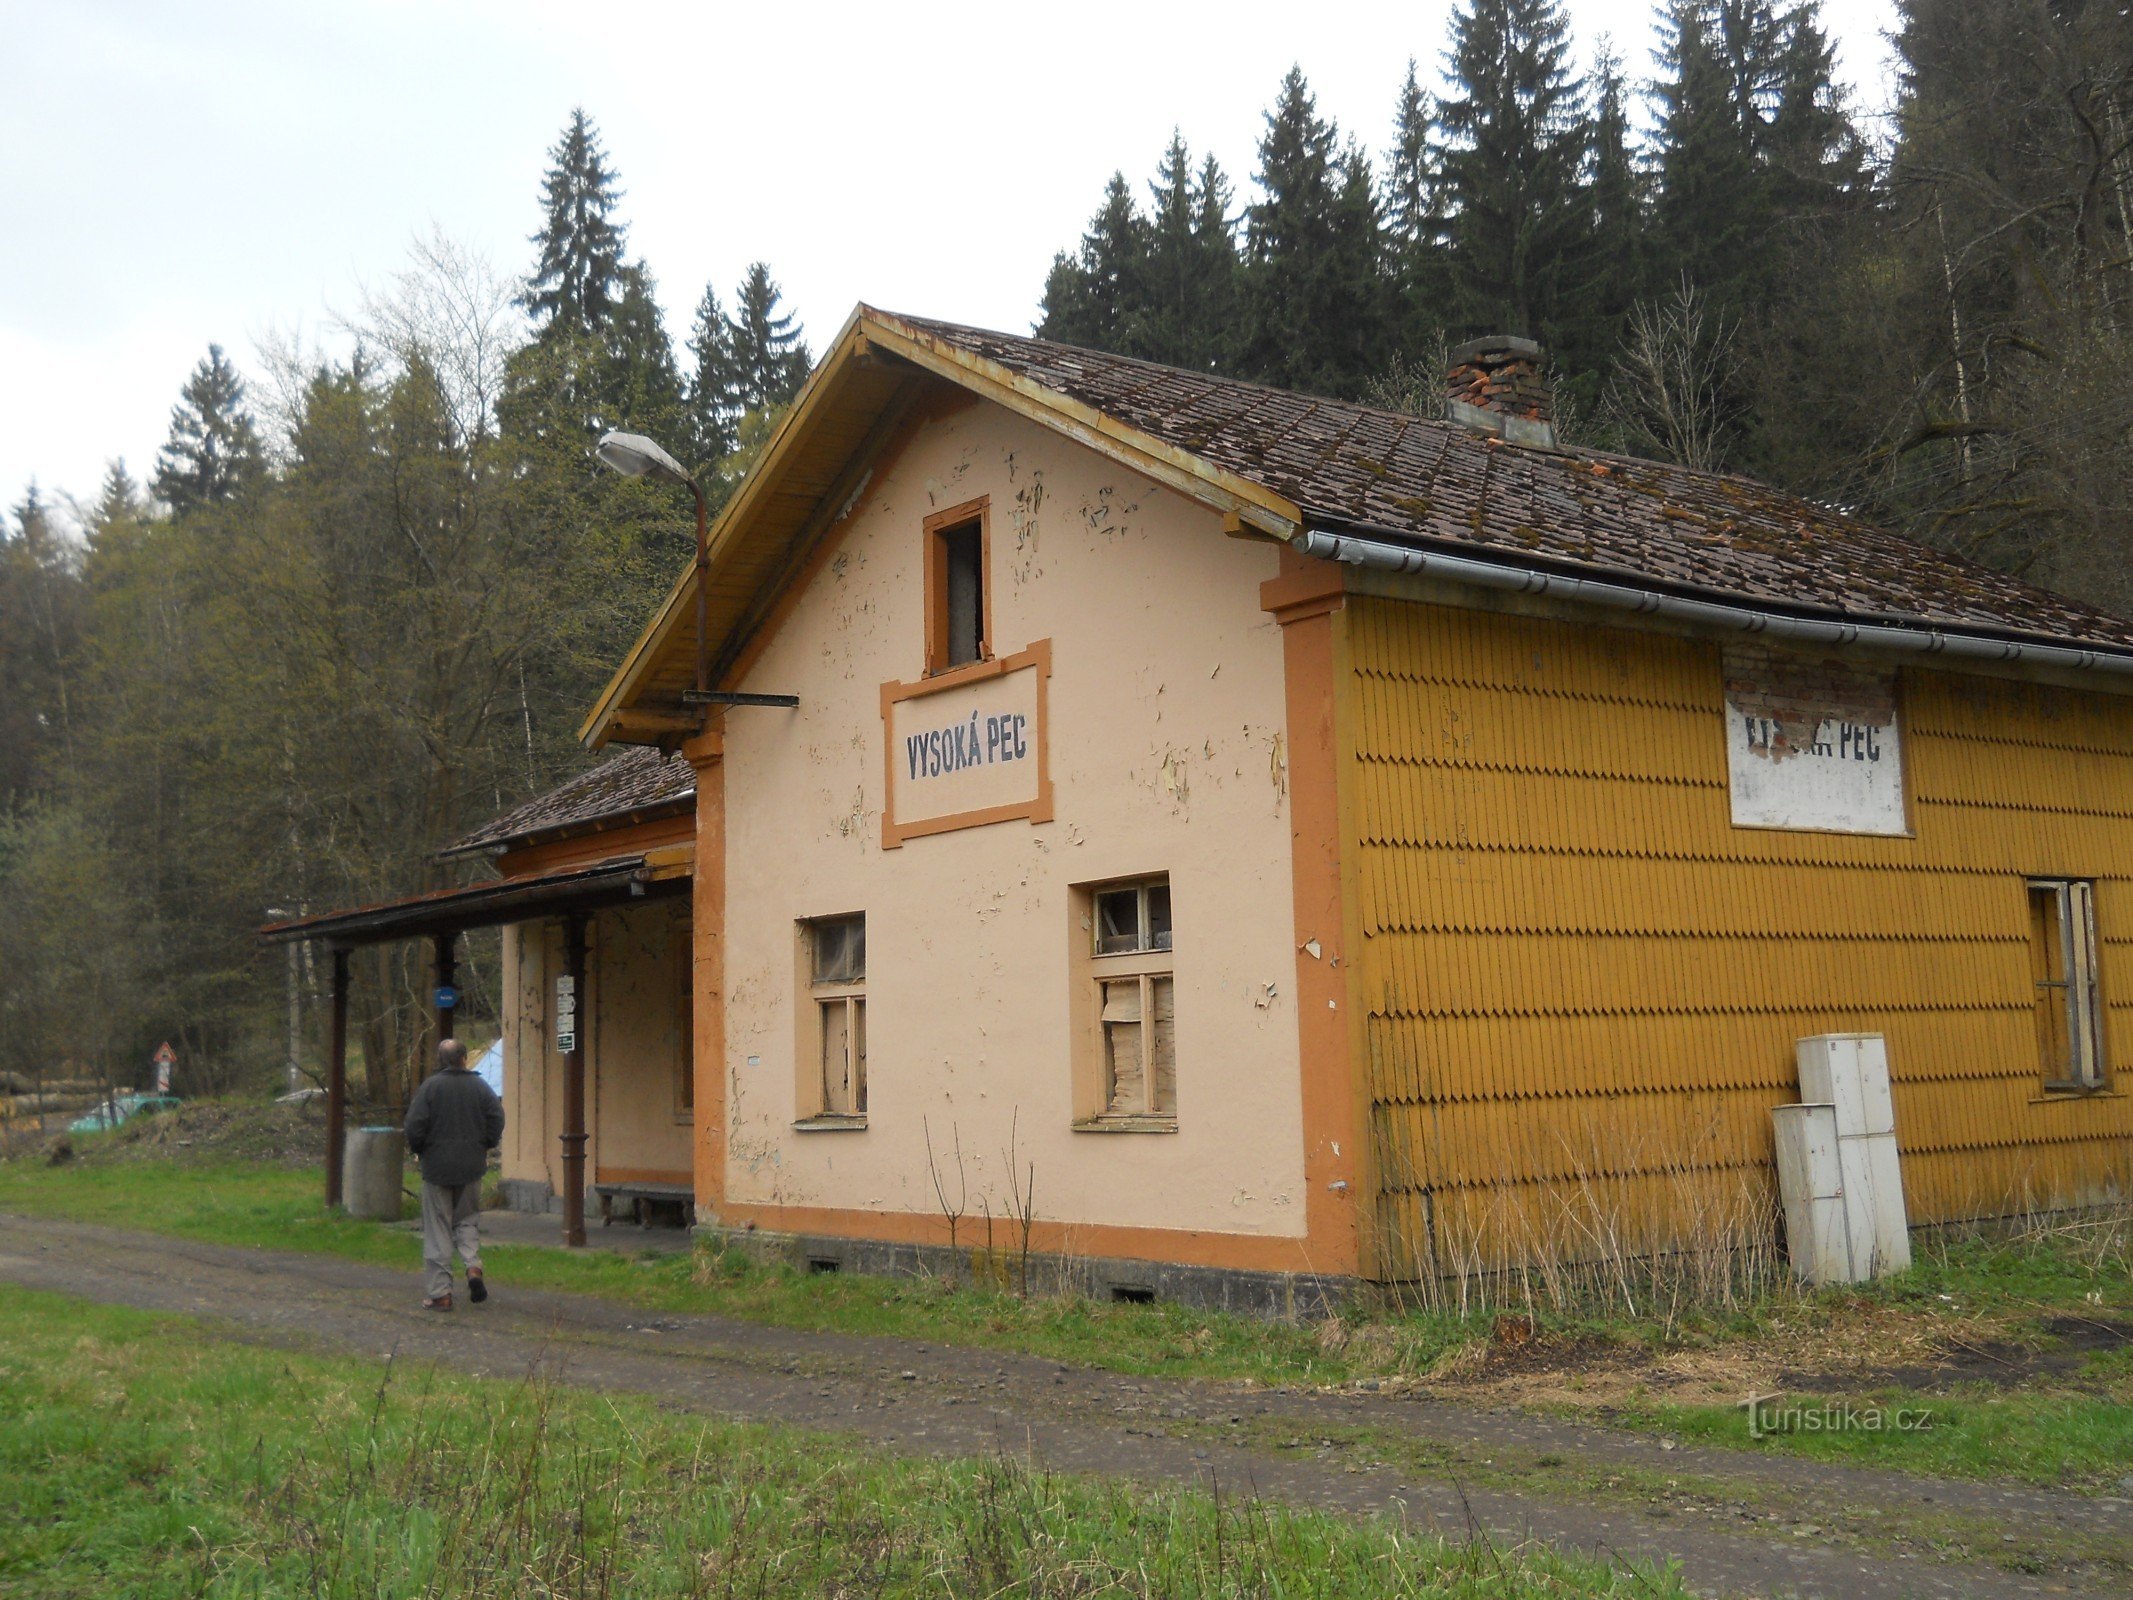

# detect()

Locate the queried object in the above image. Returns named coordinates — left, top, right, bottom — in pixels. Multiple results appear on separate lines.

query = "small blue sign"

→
left=434, top=985, right=459, bottom=1009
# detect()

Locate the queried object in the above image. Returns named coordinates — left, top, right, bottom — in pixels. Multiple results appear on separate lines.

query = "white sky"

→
left=1, top=0, right=1897, bottom=520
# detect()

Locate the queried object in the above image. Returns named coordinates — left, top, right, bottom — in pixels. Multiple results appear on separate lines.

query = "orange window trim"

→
left=922, top=496, right=992, bottom=676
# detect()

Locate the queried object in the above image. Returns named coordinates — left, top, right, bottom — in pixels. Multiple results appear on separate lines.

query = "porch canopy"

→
left=260, top=854, right=688, bottom=1245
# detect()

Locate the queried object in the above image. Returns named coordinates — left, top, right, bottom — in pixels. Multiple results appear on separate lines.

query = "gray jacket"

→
left=404, top=1067, right=505, bottom=1189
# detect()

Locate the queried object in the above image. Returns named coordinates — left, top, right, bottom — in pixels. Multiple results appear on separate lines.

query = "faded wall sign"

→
left=881, top=639, right=1053, bottom=847
left=1724, top=647, right=1906, bottom=834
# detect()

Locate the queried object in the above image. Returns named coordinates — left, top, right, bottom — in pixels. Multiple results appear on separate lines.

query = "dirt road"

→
left=1, top=1214, right=2123, bottom=1600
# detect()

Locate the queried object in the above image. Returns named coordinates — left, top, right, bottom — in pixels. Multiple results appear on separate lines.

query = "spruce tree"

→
left=523, top=107, right=628, bottom=341
left=725, top=263, right=811, bottom=415
left=1190, top=154, right=1243, bottom=369
left=1240, top=68, right=1387, bottom=397
left=1138, top=135, right=1242, bottom=370
left=1383, top=61, right=1452, bottom=360
left=1432, top=0, right=1591, bottom=345
left=1036, top=174, right=1150, bottom=354
left=685, top=283, right=739, bottom=466
left=152, top=344, right=262, bottom=516
left=1581, top=40, right=1647, bottom=373
left=603, top=261, right=688, bottom=442
left=1646, top=0, right=1783, bottom=302
left=91, top=459, right=143, bottom=534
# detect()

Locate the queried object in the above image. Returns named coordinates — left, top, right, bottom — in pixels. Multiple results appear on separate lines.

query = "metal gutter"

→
left=1295, top=524, right=2133, bottom=679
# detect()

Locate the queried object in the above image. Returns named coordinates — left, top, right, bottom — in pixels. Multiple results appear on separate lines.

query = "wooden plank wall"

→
left=1347, top=595, right=2133, bottom=1280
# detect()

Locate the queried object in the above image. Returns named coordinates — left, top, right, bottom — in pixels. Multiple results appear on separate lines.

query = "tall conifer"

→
left=1432, top=0, right=1590, bottom=344
left=1241, top=68, right=1387, bottom=396
left=1037, top=174, right=1150, bottom=354
left=725, top=263, right=812, bottom=415
left=152, top=345, right=262, bottom=516
left=523, top=108, right=628, bottom=341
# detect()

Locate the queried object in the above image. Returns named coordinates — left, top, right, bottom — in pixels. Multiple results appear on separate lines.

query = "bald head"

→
left=437, top=1037, right=467, bottom=1072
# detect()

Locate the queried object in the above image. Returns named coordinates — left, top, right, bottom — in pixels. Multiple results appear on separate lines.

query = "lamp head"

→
left=594, top=431, right=692, bottom=486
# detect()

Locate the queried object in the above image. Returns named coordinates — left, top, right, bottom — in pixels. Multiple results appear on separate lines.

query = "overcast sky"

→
left=2, top=0, right=1898, bottom=520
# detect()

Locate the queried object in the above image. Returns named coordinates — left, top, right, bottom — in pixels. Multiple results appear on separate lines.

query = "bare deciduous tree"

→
left=1603, top=280, right=1742, bottom=474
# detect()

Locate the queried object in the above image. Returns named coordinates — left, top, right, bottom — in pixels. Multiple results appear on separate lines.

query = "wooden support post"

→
left=325, top=947, right=349, bottom=1210
left=561, top=912, right=588, bottom=1248
left=433, top=930, right=457, bottom=1051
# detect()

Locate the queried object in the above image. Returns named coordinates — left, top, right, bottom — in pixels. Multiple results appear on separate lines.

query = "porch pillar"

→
left=433, top=930, right=457, bottom=1047
left=325, top=947, right=349, bottom=1209
left=560, top=911, right=588, bottom=1247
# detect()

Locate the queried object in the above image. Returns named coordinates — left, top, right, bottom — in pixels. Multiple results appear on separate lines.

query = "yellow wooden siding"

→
left=1347, top=596, right=2133, bottom=1280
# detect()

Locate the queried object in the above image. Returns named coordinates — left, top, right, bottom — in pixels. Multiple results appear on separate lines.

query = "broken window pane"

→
left=1146, top=883, right=1172, bottom=951
left=1095, top=889, right=1140, bottom=955
left=812, top=915, right=864, bottom=984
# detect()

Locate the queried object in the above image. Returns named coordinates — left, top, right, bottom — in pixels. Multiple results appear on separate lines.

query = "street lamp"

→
left=595, top=431, right=711, bottom=699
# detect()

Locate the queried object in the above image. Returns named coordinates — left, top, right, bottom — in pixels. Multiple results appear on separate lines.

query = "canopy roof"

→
left=258, top=856, right=685, bottom=948
left=442, top=745, right=694, bottom=859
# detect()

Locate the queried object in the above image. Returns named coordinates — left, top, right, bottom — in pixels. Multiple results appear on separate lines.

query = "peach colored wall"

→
left=590, top=901, right=692, bottom=1180
left=720, top=402, right=1306, bottom=1240
left=499, top=903, right=692, bottom=1193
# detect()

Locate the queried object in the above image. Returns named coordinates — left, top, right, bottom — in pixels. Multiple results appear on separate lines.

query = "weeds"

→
left=0, top=1286, right=1689, bottom=1598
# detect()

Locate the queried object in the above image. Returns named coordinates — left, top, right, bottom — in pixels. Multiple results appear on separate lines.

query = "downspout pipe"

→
left=1295, top=523, right=2133, bottom=680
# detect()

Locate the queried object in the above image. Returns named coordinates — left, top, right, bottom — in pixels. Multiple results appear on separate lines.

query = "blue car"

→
left=69, top=1093, right=183, bottom=1133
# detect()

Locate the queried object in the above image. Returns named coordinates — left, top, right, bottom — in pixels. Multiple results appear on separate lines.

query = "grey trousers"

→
left=420, top=1180, right=483, bottom=1300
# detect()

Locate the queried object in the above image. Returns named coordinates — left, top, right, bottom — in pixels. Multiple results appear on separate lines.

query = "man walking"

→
left=404, top=1037, right=505, bottom=1311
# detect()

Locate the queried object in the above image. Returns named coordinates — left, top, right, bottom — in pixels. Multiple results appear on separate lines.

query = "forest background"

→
left=2, top=0, right=2128, bottom=1105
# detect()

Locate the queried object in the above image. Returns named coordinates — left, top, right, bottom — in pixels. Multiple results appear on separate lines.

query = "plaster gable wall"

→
left=720, top=400, right=1307, bottom=1238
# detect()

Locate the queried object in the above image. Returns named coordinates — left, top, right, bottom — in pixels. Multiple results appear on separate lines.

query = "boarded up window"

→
left=2029, top=880, right=2104, bottom=1090
left=1082, top=878, right=1177, bottom=1124
left=808, top=915, right=867, bottom=1119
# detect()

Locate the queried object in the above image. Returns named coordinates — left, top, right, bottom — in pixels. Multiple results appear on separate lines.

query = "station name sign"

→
left=881, top=640, right=1053, bottom=848
left=1724, top=648, right=1906, bottom=835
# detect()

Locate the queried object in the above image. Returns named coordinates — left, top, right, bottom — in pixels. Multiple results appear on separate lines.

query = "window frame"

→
left=2028, top=878, right=2107, bottom=1093
left=922, top=497, right=992, bottom=677
left=1072, top=876, right=1179, bottom=1132
left=796, top=913, right=868, bottom=1129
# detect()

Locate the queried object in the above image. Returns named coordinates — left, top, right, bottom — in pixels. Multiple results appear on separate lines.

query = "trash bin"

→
left=343, top=1126, right=406, bottom=1221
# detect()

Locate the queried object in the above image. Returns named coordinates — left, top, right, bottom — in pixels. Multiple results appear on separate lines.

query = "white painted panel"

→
left=1853, top=1035, right=1896, bottom=1136
left=1725, top=649, right=1906, bottom=834
left=1773, top=1103, right=1853, bottom=1284
left=1796, top=1035, right=1868, bottom=1135
left=1796, top=1032, right=1909, bottom=1278
left=1864, top=1130, right=1912, bottom=1274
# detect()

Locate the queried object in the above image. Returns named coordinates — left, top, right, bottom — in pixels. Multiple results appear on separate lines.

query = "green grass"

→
left=1607, top=1386, right=2133, bottom=1488
left=0, top=1154, right=1465, bottom=1388
left=4, top=1147, right=2128, bottom=1492
left=0, top=1285, right=1685, bottom=1599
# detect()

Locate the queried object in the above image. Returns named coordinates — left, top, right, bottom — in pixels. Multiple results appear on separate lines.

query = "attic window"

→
left=924, top=499, right=990, bottom=674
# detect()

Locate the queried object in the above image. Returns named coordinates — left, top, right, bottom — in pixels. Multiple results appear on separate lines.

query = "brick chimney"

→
left=1445, top=335, right=1556, bottom=448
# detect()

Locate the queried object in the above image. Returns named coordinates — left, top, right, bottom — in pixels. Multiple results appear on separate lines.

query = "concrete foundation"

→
left=700, top=1224, right=1348, bottom=1319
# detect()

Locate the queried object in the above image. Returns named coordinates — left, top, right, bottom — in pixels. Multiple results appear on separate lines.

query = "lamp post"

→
left=595, top=431, right=710, bottom=699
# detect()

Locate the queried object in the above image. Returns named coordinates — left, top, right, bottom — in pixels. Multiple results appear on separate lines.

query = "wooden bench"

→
left=592, top=1181, right=693, bottom=1229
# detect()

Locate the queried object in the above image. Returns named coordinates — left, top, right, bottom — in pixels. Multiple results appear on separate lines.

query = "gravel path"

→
left=1, top=1214, right=2124, bottom=1600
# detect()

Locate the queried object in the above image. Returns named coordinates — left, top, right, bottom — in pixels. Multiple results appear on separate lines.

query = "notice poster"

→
left=1724, top=648, right=1907, bottom=835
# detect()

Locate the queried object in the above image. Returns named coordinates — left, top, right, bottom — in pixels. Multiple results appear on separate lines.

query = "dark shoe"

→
left=422, top=1294, right=453, bottom=1311
left=467, top=1270, right=487, bottom=1304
